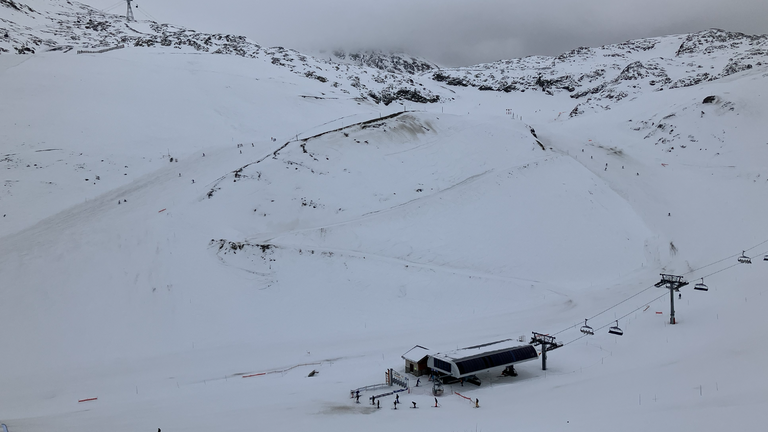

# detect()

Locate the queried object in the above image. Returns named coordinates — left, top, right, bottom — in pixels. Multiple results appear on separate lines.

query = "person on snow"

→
left=395, top=394, right=399, bottom=404
left=475, top=398, right=479, bottom=408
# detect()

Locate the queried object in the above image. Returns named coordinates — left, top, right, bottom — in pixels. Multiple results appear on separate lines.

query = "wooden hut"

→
left=401, top=345, right=431, bottom=377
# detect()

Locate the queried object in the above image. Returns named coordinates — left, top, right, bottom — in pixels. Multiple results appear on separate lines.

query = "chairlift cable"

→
left=696, top=248, right=767, bottom=279
left=559, top=247, right=768, bottom=347
left=136, top=6, right=158, bottom=22
left=551, top=245, right=768, bottom=338
left=102, top=1, right=124, bottom=12
left=562, top=291, right=669, bottom=346
left=680, top=252, right=740, bottom=275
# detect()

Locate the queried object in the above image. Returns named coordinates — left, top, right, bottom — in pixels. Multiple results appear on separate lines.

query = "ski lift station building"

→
left=426, top=339, right=539, bottom=379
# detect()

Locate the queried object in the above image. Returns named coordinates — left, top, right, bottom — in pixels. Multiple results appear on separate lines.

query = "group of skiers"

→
left=354, top=389, right=479, bottom=410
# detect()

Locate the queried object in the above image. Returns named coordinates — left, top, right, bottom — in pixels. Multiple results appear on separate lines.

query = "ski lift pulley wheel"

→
left=580, top=318, right=594, bottom=335
left=694, top=278, right=708, bottom=291
left=608, top=320, right=623, bottom=336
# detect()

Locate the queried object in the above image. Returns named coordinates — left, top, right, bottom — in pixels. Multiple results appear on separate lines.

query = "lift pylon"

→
left=654, top=274, right=688, bottom=324
left=530, top=333, right=562, bottom=371
left=126, top=0, right=135, bottom=21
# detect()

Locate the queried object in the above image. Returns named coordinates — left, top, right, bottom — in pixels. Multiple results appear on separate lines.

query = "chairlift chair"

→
left=580, top=319, right=594, bottom=335
left=738, top=251, right=752, bottom=264
left=694, top=278, right=709, bottom=291
left=764, top=254, right=768, bottom=261
left=608, top=321, right=623, bottom=336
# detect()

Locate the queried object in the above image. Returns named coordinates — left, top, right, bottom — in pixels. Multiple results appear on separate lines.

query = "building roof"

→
left=429, top=339, right=539, bottom=377
left=432, top=339, right=518, bottom=361
left=401, top=345, right=432, bottom=363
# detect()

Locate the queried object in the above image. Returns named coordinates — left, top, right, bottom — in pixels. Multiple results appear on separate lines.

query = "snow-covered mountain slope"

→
left=0, top=0, right=443, bottom=105
left=4, top=1, right=767, bottom=113
left=2, top=2, right=768, bottom=432
left=431, top=29, right=768, bottom=112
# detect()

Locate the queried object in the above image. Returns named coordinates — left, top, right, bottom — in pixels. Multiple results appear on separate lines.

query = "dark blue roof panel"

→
left=455, top=345, right=538, bottom=375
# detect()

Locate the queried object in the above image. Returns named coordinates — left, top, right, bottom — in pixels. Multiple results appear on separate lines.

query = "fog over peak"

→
left=84, top=0, right=768, bottom=66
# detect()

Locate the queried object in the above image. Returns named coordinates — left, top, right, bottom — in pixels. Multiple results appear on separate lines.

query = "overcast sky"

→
left=85, top=0, right=768, bottom=66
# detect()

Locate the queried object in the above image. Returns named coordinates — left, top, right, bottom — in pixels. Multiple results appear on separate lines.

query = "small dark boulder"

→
left=702, top=95, right=717, bottom=104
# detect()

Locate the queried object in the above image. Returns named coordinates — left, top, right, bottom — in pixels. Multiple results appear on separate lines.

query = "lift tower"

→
left=655, top=274, right=688, bottom=324
left=530, top=333, right=562, bottom=370
left=125, top=0, right=135, bottom=22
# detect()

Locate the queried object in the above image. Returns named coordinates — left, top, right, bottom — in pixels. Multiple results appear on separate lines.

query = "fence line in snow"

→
left=77, top=44, right=125, bottom=55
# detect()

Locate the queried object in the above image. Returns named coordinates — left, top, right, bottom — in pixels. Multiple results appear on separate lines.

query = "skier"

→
left=416, top=378, right=420, bottom=387
left=395, top=394, right=399, bottom=404
left=377, top=400, right=380, bottom=409
left=394, top=400, right=397, bottom=410
left=355, top=394, right=360, bottom=404
left=412, top=401, right=417, bottom=408
left=434, top=397, right=439, bottom=407
left=475, top=398, right=479, bottom=408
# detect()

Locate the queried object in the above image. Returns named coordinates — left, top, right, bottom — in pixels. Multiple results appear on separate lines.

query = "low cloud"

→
left=87, top=0, right=768, bottom=66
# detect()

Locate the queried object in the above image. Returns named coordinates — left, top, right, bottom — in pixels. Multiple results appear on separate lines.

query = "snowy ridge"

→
left=433, top=29, right=768, bottom=114
left=0, top=0, right=442, bottom=105
left=3, top=1, right=767, bottom=111
left=329, top=49, right=437, bottom=75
